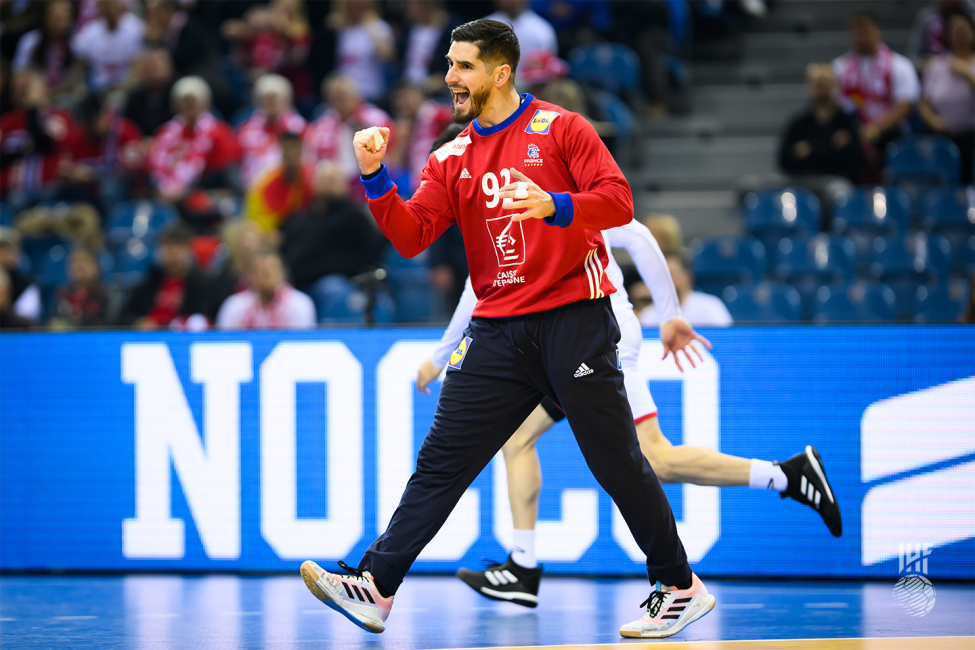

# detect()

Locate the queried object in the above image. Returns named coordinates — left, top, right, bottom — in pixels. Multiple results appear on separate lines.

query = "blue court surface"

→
left=1, top=575, right=972, bottom=649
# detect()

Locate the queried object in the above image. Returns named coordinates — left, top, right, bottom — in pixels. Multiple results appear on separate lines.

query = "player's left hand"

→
left=659, top=316, right=712, bottom=372
left=500, top=169, right=555, bottom=222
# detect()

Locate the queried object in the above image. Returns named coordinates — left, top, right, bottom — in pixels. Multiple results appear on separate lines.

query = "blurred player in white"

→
left=417, top=210, right=842, bottom=608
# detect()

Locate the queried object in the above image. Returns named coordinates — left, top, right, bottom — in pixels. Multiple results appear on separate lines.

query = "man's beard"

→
left=452, top=85, right=491, bottom=124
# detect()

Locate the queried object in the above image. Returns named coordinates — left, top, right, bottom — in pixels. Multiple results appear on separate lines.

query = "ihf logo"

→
left=892, top=543, right=936, bottom=617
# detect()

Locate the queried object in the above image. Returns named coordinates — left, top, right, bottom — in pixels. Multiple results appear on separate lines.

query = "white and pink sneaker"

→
left=619, top=572, right=715, bottom=638
left=300, top=560, right=394, bottom=633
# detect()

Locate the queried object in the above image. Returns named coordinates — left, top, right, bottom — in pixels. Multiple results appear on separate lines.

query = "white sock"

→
left=510, top=529, right=536, bottom=569
left=749, top=459, right=788, bottom=491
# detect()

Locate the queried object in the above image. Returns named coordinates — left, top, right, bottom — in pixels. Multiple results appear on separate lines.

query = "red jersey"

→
left=0, top=107, right=75, bottom=192
left=148, top=112, right=241, bottom=197
left=65, top=113, right=144, bottom=172
left=364, top=94, right=632, bottom=318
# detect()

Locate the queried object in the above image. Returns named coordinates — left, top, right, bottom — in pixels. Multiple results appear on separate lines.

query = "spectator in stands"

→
left=399, top=0, right=455, bottom=96
left=834, top=11, right=920, bottom=182
left=12, top=0, right=82, bottom=100
left=389, top=83, right=454, bottom=189
left=216, top=247, right=315, bottom=329
left=1, top=58, right=13, bottom=112
left=143, top=0, right=233, bottom=117
left=919, top=13, right=975, bottom=182
left=147, top=76, right=242, bottom=203
left=123, top=48, right=175, bottom=138
left=70, top=0, right=145, bottom=94
left=238, top=74, right=307, bottom=187
left=779, top=63, right=862, bottom=182
left=638, top=254, right=733, bottom=327
left=61, top=93, right=145, bottom=210
left=48, top=246, right=108, bottom=329
left=0, top=268, right=34, bottom=329
left=0, top=227, right=42, bottom=323
left=303, top=74, right=395, bottom=198
left=642, top=214, right=684, bottom=257
left=908, top=0, right=975, bottom=67
left=119, top=221, right=213, bottom=329
left=540, top=77, right=617, bottom=145
left=209, top=218, right=264, bottom=311
left=245, top=131, right=313, bottom=238
left=0, top=68, right=76, bottom=211
left=324, top=0, right=395, bottom=104
left=486, top=1, right=558, bottom=60
left=281, top=160, right=382, bottom=292
left=533, top=0, right=611, bottom=57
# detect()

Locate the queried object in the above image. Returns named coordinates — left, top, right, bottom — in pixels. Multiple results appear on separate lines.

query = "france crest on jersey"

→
left=448, top=337, right=473, bottom=370
left=525, top=109, right=560, bottom=134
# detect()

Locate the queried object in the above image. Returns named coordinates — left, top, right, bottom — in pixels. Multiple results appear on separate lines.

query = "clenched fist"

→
left=353, top=126, right=390, bottom=176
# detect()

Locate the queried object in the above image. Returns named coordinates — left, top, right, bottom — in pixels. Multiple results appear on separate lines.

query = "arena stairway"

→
left=632, top=0, right=925, bottom=242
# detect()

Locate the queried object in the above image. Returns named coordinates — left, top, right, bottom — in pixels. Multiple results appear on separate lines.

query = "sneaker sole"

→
left=620, top=594, right=716, bottom=639
left=300, top=561, right=385, bottom=634
left=805, top=446, right=842, bottom=537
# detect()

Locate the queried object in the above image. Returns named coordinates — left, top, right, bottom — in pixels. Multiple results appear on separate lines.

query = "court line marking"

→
left=433, top=636, right=975, bottom=650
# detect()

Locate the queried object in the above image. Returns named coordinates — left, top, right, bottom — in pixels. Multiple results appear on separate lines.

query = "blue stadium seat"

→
left=920, top=186, right=975, bottom=249
left=926, top=232, right=954, bottom=279
left=310, top=274, right=395, bottom=325
left=743, top=188, right=821, bottom=244
left=690, top=236, right=767, bottom=295
left=38, top=244, right=69, bottom=289
left=20, top=235, right=66, bottom=277
left=885, top=135, right=961, bottom=186
left=229, top=105, right=255, bottom=127
left=593, top=91, right=635, bottom=142
left=866, top=233, right=944, bottom=317
left=721, top=282, right=802, bottom=322
left=953, top=233, right=975, bottom=276
left=811, top=281, right=897, bottom=323
left=106, top=201, right=179, bottom=247
left=831, top=186, right=911, bottom=238
left=382, top=246, right=433, bottom=323
left=110, top=237, right=155, bottom=287
left=770, top=234, right=856, bottom=302
left=568, top=43, right=642, bottom=97
left=0, top=203, right=12, bottom=227
left=913, top=280, right=970, bottom=323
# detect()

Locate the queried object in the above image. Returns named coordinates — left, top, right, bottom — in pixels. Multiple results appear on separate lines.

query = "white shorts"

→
left=615, top=304, right=658, bottom=423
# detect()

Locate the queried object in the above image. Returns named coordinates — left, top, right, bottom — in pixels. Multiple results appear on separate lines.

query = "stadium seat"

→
left=310, top=274, right=395, bottom=325
left=20, top=235, right=66, bottom=277
left=229, top=105, right=255, bottom=127
left=593, top=91, right=635, bottom=142
left=831, top=186, right=911, bottom=238
left=770, top=234, right=856, bottom=302
left=690, top=236, right=767, bottom=295
left=721, top=282, right=802, bottom=322
left=0, top=203, right=12, bottom=227
left=381, top=246, right=434, bottom=323
left=953, top=233, right=975, bottom=276
left=106, top=201, right=179, bottom=247
left=885, top=135, right=961, bottom=186
left=743, top=188, right=821, bottom=244
left=568, top=43, right=642, bottom=97
left=913, top=280, right=970, bottom=323
left=110, top=237, right=155, bottom=287
left=38, top=243, right=69, bottom=289
left=866, top=233, right=943, bottom=317
left=811, top=281, right=897, bottom=323
left=920, top=186, right=975, bottom=249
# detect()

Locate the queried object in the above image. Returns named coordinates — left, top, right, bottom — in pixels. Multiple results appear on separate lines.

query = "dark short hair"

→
left=450, top=19, right=521, bottom=77
left=430, top=123, right=468, bottom=153
left=849, top=10, right=881, bottom=28
left=159, top=221, right=193, bottom=246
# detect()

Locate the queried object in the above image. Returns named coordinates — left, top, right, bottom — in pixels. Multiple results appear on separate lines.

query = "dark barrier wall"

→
left=1, top=326, right=972, bottom=578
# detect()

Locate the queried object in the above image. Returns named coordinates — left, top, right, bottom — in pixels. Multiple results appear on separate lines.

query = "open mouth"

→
left=451, top=88, right=470, bottom=110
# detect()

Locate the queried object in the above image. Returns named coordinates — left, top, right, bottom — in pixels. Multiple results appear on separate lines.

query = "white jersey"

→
left=431, top=219, right=680, bottom=368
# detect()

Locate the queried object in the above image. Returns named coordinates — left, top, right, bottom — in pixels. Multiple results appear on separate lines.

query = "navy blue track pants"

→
left=360, top=297, right=691, bottom=591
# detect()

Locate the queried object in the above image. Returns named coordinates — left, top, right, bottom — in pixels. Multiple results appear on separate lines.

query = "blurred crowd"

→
left=3, top=0, right=740, bottom=330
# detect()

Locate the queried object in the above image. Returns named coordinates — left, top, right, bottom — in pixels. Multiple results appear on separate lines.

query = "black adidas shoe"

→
left=777, top=445, right=842, bottom=537
left=456, top=555, right=542, bottom=608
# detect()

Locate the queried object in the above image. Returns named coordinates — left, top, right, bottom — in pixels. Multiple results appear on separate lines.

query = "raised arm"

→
left=355, top=127, right=457, bottom=258
left=604, top=220, right=681, bottom=323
